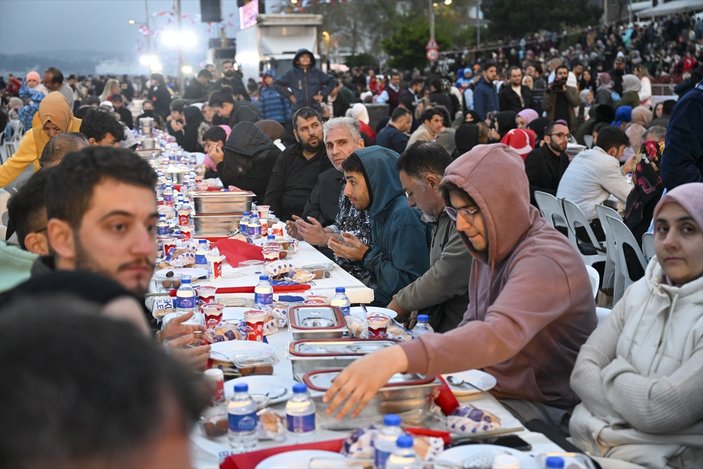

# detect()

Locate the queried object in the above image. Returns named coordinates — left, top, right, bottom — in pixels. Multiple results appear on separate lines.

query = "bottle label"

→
left=375, top=449, right=391, bottom=468
left=195, top=253, right=207, bottom=265
left=341, top=305, right=350, bottom=316
left=254, top=292, right=273, bottom=306
left=286, top=413, right=315, bottom=433
left=228, top=411, right=258, bottom=432
left=176, top=295, right=196, bottom=310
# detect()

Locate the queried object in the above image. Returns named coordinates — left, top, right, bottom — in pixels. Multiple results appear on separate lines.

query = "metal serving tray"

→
left=193, top=214, right=242, bottom=237
left=288, top=338, right=397, bottom=380
left=192, top=190, right=255, bottom=215
left=303, top=369, right=440, bottom=430
left=288, top=305, right=346, bottom=340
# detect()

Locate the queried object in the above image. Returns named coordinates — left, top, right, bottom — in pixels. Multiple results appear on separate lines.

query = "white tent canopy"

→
left=639, top=0, right=703, bottom=17
left=631, top=1, right=653, bottom=13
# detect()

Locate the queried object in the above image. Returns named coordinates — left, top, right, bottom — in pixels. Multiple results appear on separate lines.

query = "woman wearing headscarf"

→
left=625, top=105, right=653, bottom=155
left=346, top=103, right=375, bottom=145
left=616, top=74, right=643, bottom=109
left=595, top=72, right=616, bottom=107
left=570, top=182, right=703, bottom=469
left=623, top=128, right=666, bottom=243
left=170, top=105, right=205, bottom=153
left=0, top=92, right=81, bottom=188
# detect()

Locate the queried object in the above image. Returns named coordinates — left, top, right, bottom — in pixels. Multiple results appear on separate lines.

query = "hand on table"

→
left=158, top=311, right=205, bottom=342
left=286, top=219, right=302, bottom=240
left=323, top=346, right=408, bottom=419
left=172, top=343, right=211, bottom=371
left=327, top=232, right=369, bottom=261
left=294, top=215, right=331, bottom=246
left=387, top=297, right=416, bottom=329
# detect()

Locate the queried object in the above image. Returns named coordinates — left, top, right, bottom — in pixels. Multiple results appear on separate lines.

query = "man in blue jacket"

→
left=661, top=79, right=703, bottom=189
left=473, top=62, right=499, bottom=121
left=274, top=49, right=336, bottom=113
left=328, top=146, right=429, bottom=306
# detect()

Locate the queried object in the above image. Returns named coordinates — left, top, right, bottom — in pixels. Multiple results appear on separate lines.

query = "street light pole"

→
left=175, top=0, right=185, bottom=94
left=429, top=0, right=435, bottom=43
left=144, top=0, right=152, bottom=53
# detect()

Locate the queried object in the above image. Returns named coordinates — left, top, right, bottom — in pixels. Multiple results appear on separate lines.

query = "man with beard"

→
left=543, top=66, right=579, bottom=130
left=524, top=120, right=571, bottom=206
left=264, top=107, right=332, bottom=221
left=29, top=146, right=210, bottom=370
left=215, top=60, right=250, bottom=101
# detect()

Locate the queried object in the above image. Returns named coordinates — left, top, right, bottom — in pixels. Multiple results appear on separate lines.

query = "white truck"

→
left=235, top=14, right=323, bottom=84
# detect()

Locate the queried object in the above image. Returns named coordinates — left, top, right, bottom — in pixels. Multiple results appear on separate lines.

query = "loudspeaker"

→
left=200, top=0, right=222, bottom=23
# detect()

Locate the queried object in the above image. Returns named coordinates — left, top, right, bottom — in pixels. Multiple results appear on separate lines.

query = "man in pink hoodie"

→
left=324, top=143, right=597, bottom=432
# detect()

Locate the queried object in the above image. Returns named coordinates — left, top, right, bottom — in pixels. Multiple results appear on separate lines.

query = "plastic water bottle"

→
left=285, top=383, right=316, bottom=436
left=195, top=239, right=209, bottom=266
left=385, top=435, right=418, bottom=469
left=175, top=275, right=196, bottom=313
left=249, top=214, right=262, bottom=239
left=412, top=314, right=434, bottom=338
left=239, top=212, right=250, bottom=235
left=544, top=456, right=565, bottom=469
left=262, top=235, right=280, bottom=262
left=330, top=287, right=351, bottom=316
left=227, top=383, right=258, bottom=452
left=374, top=414, right=404, bottom=469
left=254, top=275, right=273, bottom=307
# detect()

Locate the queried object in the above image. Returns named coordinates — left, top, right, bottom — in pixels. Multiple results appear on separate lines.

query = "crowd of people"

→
left=0, top=12, right=702, bottom=469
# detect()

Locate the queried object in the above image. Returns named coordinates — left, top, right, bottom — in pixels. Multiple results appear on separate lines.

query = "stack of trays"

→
left=192, top=190, right=255, bottom=237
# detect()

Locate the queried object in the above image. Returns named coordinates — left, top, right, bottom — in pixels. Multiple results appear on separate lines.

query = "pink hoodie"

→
left=400, top=143, right=597, bottom=409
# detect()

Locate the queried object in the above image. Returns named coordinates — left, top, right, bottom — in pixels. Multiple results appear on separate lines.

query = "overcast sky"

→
left=0, top=0, right=240, bottom=55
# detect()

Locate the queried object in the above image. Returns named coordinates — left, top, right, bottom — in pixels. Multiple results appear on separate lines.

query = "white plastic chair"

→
left=595, top=204, right=622, bottom=291
left=585, top=264, right=599, bottom=299
left=0, top=189, right=11, bottom=227
left=534, top=191, right=568, bottom=234
left=603, top=213, right=648, bottom=304
left=561, top=198, right=606, bottom=267
left=641, top=232, right=655, bottom=263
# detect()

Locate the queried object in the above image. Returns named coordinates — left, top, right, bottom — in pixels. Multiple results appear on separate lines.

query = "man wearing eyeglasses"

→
left=323, top=144, right=596, bottom=435
left=524, top=120, right=572, bottom=206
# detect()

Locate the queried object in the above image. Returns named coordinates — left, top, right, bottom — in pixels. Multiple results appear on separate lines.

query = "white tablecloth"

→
left=189, top=327, right=565, bottom=468
left=204, top=240, right=375, bottom=305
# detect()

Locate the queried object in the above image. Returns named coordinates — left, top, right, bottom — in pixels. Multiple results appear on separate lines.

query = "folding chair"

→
left=641, top=232, right=655, bottom=263
left=534, top=191, right=568, bottom=235
left=603, top=213, right=648, bottom=304
left=561, top=198, right=606, bottom=267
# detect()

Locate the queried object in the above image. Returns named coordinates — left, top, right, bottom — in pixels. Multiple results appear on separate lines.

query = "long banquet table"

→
left=187, top=241, right=565, bottom=468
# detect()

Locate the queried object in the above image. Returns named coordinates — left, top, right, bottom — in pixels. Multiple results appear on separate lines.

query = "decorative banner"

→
left=239, top=1, right=259, bottom=30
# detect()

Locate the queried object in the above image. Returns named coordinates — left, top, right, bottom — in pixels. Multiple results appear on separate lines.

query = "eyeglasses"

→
left=549, top=132, right=572, bottom=139
left=445, top=205, right=480, bottom=223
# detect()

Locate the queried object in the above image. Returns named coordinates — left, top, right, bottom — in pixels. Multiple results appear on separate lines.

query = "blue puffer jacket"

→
left=355, top=146, right=430, bottom=306
left=274, top=49, right=336, bottom=112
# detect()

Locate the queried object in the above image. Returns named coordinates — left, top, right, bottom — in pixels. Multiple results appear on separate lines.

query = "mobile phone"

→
left=492, top=434, right=532, bottom=451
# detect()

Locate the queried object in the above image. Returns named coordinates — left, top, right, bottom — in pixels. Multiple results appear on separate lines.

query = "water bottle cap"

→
left=395, top=435, right=413, bottom=448
left=181, top=275, right=191, bottom=283
left=267, top=235, right=275, bottom=239
left=335, top=287, right=346, bottom=293
left=259, top=275, right=270, bottom=281
left=243, top=212, right=249, bottom=216
left=545, top=456, right=565, bottom=468
left=383, top=414, right=401, bottom=426
left=292, top=383, right=307, bottom=393
left=251, top=214, right=259, bottom=219
left=233, top=383, right=249, bottom=393
left=199, top=239, right=207, bottom=245
left=417, top=314, right=429, bottom=322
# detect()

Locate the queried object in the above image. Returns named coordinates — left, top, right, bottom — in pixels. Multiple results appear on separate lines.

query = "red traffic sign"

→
left=426, top=38, right=439, bottom=50
left=426, top=49, right=439, bottom=61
